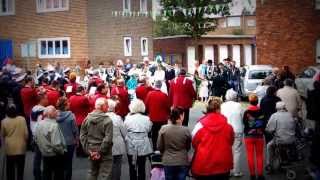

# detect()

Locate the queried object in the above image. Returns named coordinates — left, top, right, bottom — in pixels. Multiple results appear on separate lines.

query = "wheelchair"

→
left=267, top=143, right=305, bottom=180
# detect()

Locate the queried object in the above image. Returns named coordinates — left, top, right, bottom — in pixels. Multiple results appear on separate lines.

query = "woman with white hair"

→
left=265, top=101, right=296, bottom=171
left=124, top=99, right=153, bottom=180
left=221, top=89, right=244, bottom=177
left=106, top=99, right=127, bottom=180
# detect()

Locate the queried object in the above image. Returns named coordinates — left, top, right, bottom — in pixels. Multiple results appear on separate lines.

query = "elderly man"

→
left=221, top=89, right=244, bottom=177
left=277, top=79, right=302, bottom=119
left=34, top=106, right=66, bottom=180
left=80, top=98, right=113, bottom=180
left=265, top=102, right=296, bottom=171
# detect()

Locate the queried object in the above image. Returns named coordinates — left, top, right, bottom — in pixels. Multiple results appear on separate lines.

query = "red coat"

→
left=135, top=84, right=153, bottom=102
left=111, top=86, right=129, bottom=117
left=191, top=113, right=234, bottom=176
left=64, top=82, right=79, bottom=98
left=20, top=86, right=38, bottom=118
left=69, top=94, right=90, bottom=126
left=145, top=89, right=170, bottom=123
left=46, top=88, right=60, bottom=107
left=169, top=75, right=196, bottom=109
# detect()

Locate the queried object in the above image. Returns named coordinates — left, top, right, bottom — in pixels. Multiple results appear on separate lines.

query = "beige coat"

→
left=1, top=116, right=28, bottom=155
left=277, top=86, right=302, bottom=118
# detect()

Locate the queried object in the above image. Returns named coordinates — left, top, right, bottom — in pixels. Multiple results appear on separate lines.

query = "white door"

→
left=244, top=45, right=253, bottom=65
left=204, top=46, right=214, bottom=62
left=232, top=45, right=241, bottom=67
left=219, top=45, right=228, bottom=63
left=187, top=46, right=196, bottom=74
left=317, top=39, right=320, bottom=63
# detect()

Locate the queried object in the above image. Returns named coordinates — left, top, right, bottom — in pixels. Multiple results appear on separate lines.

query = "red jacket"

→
left=145, top=89, right=170, bottom=123
left=191, top=113, right=234, bottom=176
left=135, top=84, right=153, bottom=102
left=46, top=88, right=60, bottom=107
left=20, top=86, right=38, bottom=118
left=69, top=94, right=90, bottom=126
left=169, top=75, right=196, bottom=109
left=64, top=82, right=79, bottom=98
left=111, top=85, right=129, bottom=117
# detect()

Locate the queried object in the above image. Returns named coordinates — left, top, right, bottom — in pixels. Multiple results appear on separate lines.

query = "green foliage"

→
left=232, top=28, right=244, bottom=35
left=153, top=16, right=187, bottom=37
left=161, top=0, right=231, bottom=39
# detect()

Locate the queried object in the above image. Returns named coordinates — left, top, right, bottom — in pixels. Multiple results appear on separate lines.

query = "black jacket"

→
left=260, top=95, right=281, bottom=122
left=306, top=88, right=320, bottom=122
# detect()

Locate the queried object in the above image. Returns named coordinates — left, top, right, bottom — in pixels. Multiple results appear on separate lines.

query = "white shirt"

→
left=221, top=101, right=244, bottom=134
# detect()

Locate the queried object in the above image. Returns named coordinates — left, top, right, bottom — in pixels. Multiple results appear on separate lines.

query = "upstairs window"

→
left=227, top=17, right=241, bottom=27
left=140, top=0, right=147, bottom=13
left=37, top=0, right=69, bottom=13
left=141, top=37, right=148, bottom=56
left=38, top=37, right=71, bottom=59
left=316, top=0, right=320, bottom=9
left=0, top=0, right=14, bottom=16
left=124, top=37, right=132, bottom=57
left=123, top=0, right=131, bottom=12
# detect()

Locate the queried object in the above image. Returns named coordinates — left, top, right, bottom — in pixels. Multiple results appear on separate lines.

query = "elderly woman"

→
left=56, top=97, right=78, bottom=180
left=221, top=89, right=244, bottom=177
left=106, top=99, right=127, bottom=180
left=124, top=99, right=153, bottom=180
left=1, top=105, right=28, bottom=180
left=192, top=97, right=234, bottom=180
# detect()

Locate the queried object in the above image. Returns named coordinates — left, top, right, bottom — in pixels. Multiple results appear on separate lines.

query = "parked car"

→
left=241, top=65, right=273, bottom=97
left=295, top=65, right=320, bottom=98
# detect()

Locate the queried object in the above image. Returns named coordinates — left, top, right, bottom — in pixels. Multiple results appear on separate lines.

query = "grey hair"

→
left=129, top=99, right=146, bottom=114
left=43, top=106, right=56, bottom=118
left=225, top=89, right=238, bottom=101
left=95, top=98, right=107, bottom=110
left=107, top=99, right=117, bottom=112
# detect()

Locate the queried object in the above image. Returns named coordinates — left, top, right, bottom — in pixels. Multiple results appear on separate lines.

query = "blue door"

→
left=0, top=39, right=13, bottom=68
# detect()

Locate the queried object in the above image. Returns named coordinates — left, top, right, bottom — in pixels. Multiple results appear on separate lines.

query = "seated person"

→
left=265, top=101, right=296, bottom=169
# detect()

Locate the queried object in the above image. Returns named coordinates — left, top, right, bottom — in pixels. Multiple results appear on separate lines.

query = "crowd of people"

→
left=0, top=56, right=320, bottom=180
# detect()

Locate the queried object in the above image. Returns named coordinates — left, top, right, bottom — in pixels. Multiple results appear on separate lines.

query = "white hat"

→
left=63, top=67, right=71, bottom=73
left=47, top=64, right=55, bottom=72
left=225, top=88, right=238, bottom=101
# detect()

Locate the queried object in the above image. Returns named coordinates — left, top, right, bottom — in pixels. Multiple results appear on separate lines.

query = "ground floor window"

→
left=38, top=37, right=71, bottom=59
left=124, top=37, right=132, bottom=57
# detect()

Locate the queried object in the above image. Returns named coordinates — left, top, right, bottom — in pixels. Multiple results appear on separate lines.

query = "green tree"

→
left=161, top=0, right=231, bottom=39
left=153, top=16, right=187, bottom=37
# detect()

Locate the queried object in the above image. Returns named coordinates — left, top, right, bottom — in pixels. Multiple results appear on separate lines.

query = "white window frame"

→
left=124, top=37, right=132, bottom=57
left=36, top=0, right=69, bottom=13
left=123, top=0, right=131, bottom=12
left=0, top=0, right=15, bottom=16
left=316, top=0, right=320, bottom=9
left=227, top=17, right=241, bottom=27
left=140, top=0, right=147, bottom=13
left=141, top=37, right=148, bottom=56
left=37, top=37, right=71, bottom=59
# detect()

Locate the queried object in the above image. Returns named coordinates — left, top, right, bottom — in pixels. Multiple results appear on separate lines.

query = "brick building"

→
left=0, top=0, right=154, bottom=70
left=256, top=0, right=320, bottom=73
left=0, top=0, right=89, bottom=70
left=154, top=15, right=257, bottom=73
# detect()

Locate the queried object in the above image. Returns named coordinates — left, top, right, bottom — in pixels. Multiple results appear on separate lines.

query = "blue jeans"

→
left=164, top=166, right=189, bottom=180
left=33, top=144, right=42, bottom=180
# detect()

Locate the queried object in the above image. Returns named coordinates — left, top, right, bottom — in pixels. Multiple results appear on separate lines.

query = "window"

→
left=141, top=37, right=148, bottom=56
left=124, top=37, right=132, bottom=57
left=248, top=70, right=272, bottom=80
left=0, top=0, right=14, bottom=16
left=38, top=37, right=71, bottom=59
left=227, top=17, right=241, bottom=27
left=247, top=19, right=256, bottom=27
left=140, top=0, right=147, bottom=13
left=36, top=0, right=69, bottom=13
left=316, top=0, right=320, bottom=9
left=123, top=0, right=131, bottom=12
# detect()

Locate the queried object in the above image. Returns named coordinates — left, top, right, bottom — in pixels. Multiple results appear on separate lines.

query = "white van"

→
left=241, top=65, right=273, bottom=97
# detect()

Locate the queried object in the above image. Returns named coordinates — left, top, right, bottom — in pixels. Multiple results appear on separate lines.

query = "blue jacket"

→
left=57, top=111, right=78, bottom=146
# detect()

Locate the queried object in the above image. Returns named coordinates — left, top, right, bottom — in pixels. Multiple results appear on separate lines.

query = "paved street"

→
left=0, top=102, right=312, bottom=180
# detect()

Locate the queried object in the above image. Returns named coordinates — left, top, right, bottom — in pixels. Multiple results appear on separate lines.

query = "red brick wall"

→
left=0, top=0, right=89, bottom=71
left=88, top=0, right=154, bottom=65
left=256, top=0, right=320, bottom=73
